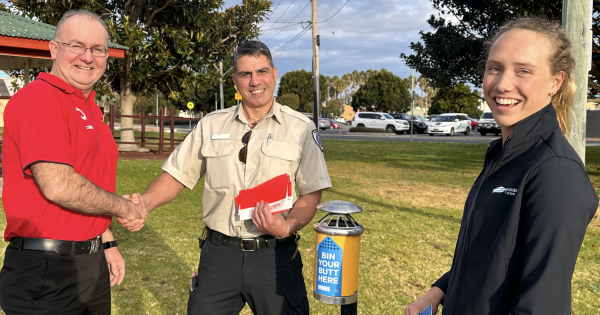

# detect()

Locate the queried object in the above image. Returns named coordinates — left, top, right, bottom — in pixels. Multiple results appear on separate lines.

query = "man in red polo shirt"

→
left=0, top=9, right=147, bottom=315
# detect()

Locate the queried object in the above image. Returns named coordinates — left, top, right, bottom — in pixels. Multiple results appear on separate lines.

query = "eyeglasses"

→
left=55, top=41, right=109, bottom=57
left=238, top=131, right=252, bottom=164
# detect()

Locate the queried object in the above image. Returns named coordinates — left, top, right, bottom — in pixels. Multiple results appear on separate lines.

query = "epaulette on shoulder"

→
left=203, top=106, right=236, bottom=118
left=280, top=105, right=311, bottom=124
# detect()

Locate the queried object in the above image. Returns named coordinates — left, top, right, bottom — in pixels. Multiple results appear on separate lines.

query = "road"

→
left=319, top=128, right=600, bottom=146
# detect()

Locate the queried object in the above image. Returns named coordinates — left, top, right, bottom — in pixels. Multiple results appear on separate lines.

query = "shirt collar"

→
left=233, top=100, right=282, bottom=125
left=36, top=72, right=94, bottom=101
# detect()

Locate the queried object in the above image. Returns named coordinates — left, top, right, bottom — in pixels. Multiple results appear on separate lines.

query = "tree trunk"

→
left=118, top=58, right=139, bottom=151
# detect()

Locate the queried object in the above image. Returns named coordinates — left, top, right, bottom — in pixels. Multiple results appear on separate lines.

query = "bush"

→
left=349, top=127, right=393, bottom=133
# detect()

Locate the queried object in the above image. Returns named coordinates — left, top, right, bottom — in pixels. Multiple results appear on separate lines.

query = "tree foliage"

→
left=429, top=83, right=482, bottom=118
left=351, top=69, right=411, bottom=113
left=400, top=0, right=600, bottom=93
left=276, top=69, right=328, bottom=112
left=276, top=93, right=300, bottom=111
left=9, top=0, right=270, bottom=150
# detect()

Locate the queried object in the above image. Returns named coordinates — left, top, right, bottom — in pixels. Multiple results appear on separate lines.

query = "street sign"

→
left=235, top=92, right=242, bottom=100
left=187, top=102, right=194, bottom=109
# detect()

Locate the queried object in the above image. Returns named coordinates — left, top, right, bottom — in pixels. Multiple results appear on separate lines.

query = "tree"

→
left=276, top=70, right=328, bottom=112
left=10, top=0, right=271, bottom=150
left=277, top=94, right=300, bottom=111
left=429, top=83, right=482, bottom=118
left=351, top=69, right=411, bottom=113
left=400, top=0, right=600, bottom=93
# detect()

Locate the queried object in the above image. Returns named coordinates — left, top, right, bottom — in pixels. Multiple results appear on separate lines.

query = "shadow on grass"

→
left=327, top=188, right=462, bottom=224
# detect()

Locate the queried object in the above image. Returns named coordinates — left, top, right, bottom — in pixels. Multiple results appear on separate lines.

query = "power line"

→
left=272, top=26, right=311, bottom=55
left=261, top=0, right=297, bottom=32
left=263, top=1, right=310, bottom=42
left=319, top=0, right=350, bottom=23
left=258, top=0, right=283, bottom=28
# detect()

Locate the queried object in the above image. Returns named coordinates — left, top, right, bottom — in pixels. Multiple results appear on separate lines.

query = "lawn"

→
left=0, top=140, right=599, bottom=314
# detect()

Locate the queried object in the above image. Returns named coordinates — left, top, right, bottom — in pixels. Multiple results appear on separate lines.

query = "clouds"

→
left=225, top=0, right=437, bottom=84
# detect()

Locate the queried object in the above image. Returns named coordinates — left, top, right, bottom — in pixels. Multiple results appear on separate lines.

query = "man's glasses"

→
left=55, top=41, right=109, bottom=57
left=238, top=131, right=252, bottom=164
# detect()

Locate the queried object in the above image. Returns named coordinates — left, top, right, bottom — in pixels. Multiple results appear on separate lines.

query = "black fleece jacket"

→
left=433, top=104, right=598, bottom=315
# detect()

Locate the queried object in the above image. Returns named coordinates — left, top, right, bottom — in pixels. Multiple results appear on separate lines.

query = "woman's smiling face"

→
left=483, top=29, right=564, bottom=138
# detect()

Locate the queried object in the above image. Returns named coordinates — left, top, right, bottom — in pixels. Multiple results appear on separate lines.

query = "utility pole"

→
left=156, top=93, right=159, bottom=129
left=562, top=0, right=593, bottom=163
left=410, top=69, right=415, bottom=142
left=219, top=60, right=225, bottom=110
left=311, top=0, right=320, bottom=127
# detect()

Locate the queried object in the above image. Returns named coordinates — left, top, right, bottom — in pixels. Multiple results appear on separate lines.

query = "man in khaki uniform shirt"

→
left=128, top=40, right=331, bottom=314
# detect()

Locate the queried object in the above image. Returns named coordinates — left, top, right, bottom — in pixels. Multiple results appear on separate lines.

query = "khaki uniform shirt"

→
left=162, top=101, right=332, bottom=237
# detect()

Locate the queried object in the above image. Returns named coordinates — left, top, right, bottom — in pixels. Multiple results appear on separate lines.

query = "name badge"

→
left=211, top=134, right=230, bottom=140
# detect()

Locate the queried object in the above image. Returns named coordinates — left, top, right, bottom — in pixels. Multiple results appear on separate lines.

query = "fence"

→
left=108, top=105, right=201, bottom=154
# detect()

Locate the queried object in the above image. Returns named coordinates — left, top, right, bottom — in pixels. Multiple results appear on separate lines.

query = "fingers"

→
left=116, top=263, right=125, bottom=286
left=130, top=193, right=141, bottom=205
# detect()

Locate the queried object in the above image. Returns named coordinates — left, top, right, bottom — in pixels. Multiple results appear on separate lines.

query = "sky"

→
left=224, top=0, right=440, bottom=91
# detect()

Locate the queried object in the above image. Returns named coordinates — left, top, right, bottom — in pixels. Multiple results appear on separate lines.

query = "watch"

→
left=103, top=240, right=118, bottom=250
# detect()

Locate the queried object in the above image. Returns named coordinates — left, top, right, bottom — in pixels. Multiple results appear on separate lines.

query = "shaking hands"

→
left=117, top=193, right=147, bottom=232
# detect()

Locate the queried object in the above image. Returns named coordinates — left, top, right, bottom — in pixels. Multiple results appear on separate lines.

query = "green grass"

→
left=0, top=141, right=599, bottom=314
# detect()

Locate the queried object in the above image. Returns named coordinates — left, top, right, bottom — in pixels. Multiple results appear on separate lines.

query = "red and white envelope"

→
left=235, top=174, right=293, bottom=220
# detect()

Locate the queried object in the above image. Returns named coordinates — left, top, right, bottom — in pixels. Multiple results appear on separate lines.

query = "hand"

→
left=251, top=201, right=288, bottom=238
left=405, top=287, right=444, bottom=315
left=116, top=193, right=147, bottom=232
left=105, top=247, right=125, bottom=286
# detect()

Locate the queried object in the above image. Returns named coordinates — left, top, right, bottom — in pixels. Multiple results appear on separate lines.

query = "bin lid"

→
left=316, top=200, right=363, bottom=214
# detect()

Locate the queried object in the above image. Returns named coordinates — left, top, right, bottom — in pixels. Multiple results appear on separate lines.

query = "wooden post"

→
left=159, top=109, right=165, bottom=155
left=562, top=0, right=593, bottom=163
left=170, top=109, right=175, bottom=149
left=110, top=105, right=115, bottom=132
left=141, top=109, right=146, bottom=148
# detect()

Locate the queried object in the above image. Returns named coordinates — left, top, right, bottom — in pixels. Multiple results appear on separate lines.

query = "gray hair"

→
left=232, top=40, right=274, bottom=73
left=54, top=9, right=109, bottom=42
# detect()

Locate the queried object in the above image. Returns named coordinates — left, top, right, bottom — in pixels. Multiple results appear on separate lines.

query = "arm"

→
left=252, top=190, right=322, bottom=238
left=30, top=162, right=146, bottom=221
left=101, top=225, right=125, bottom=286
left=508, top=157, right=597, bottom=314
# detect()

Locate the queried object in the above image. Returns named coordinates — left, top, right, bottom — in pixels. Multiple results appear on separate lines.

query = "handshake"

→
left=116, top=193, right=147, bottom=232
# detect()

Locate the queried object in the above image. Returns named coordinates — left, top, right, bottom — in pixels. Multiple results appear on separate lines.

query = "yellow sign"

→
left=187, top=102, right=194, bottom=109
left=235, top=93, right=242, bottom=100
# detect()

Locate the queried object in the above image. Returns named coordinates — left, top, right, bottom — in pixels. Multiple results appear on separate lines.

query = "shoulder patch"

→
left=312, top=129, right=323, bottom=152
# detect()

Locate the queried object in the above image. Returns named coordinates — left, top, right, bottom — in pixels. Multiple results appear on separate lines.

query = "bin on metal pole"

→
left=313, top=200, right=364, bottom=315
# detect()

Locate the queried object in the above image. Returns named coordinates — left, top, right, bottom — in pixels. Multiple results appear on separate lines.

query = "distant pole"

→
left=410, top=69, right=415, bottom=142
left=215, top=93, right=218, bottom=112
left=562, top=0, right=593, bottom=163
left=219, top=60, right=225, bottom=110
left=311, top=0, right=320, bottom=126
left=156, top=94, right=159, bottom=129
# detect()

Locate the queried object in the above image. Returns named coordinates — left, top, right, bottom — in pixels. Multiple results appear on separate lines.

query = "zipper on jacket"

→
left=448, top=135, right=512, bottom=313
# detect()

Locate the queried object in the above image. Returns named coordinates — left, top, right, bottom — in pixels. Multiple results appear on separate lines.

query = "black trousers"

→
left=0, top=245, right=111, bottom=315
left=188, top=232, right=309, bottom=315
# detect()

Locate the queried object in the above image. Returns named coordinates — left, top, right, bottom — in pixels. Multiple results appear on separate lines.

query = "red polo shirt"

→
left=2, top=73, right=118, bottom=241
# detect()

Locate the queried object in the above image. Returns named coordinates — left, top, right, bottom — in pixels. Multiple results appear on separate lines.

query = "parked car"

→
left=478, top=111, right=501, bottom=136
left=302, top=113, right=330, bottom=130
left=427, top=113, right=472, bottom=136
left=467, top=117, right=479, bottom=132
left=323, top=118, right=342, bottom=129
left=351, top=112, right=410, bottom=134
left=334, top=117, right=348, bottom=124
left=390, top=113, right=428, bottom=134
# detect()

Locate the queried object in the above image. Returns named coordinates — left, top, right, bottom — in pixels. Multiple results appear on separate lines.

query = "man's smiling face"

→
left=232, top=54, right=278, bottom=110
left=49, top=15, right=108, bottom=95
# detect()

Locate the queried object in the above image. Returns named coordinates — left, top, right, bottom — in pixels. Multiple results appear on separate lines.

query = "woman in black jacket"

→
left=405, top=17, right=599, bottom=315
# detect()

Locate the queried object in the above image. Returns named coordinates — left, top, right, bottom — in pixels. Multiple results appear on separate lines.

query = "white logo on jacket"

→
left=493, top=186, right=518, bottom=196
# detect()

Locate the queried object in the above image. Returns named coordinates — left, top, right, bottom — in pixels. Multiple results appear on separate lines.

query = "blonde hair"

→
left=484, top=17, right=576, bottom=138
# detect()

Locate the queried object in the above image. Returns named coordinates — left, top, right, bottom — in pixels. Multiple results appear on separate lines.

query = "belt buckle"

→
left=89, top=237, right=101, bottom=254
left=241, top=238, right=259, bottom=251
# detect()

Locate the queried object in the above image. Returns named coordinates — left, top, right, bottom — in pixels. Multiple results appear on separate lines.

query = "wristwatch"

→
left=103, top=240, right=118, bottom=250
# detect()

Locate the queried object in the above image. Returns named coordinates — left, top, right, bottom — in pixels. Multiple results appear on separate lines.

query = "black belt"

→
left=206, top=229, right=295, bottom=251
left=8, top=236, right=103, bottom=255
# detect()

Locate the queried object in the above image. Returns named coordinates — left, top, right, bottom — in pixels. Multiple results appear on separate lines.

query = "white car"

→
left=351, top=112, right=410, bottom=134
left=427, top=113, right=472, bottom=136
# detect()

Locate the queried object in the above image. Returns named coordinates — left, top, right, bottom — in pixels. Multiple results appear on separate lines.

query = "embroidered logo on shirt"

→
left=75, top=107, right=87, bottom=120
left=86, top=125, right=94, bottom=129
left=492, top=186, right=518, bottom=196
left=312, top=129, right=323, bottom=152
